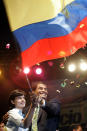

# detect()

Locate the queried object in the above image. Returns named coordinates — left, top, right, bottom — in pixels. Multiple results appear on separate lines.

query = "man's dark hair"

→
left=31, top=81, right=47, bottom=91
left=8, top=89, right=26, bottom=109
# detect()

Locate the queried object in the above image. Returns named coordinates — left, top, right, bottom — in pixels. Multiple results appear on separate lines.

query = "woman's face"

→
left=11, top=95, right=26, bottom=109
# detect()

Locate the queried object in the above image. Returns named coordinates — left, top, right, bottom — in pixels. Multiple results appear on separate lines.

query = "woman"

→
left=6, top=89, right=29, bottom=131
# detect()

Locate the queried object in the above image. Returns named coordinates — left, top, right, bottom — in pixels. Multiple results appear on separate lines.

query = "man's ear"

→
left=11, top=100, right=15, bottom=105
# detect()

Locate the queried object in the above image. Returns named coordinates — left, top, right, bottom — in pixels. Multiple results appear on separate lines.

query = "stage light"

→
left=35, top=67, right=42, bottom=75
left=68, top=64, right=76, bottom=72
left=80, top=62, right=87, bottom=71
left=23, top=67, right=30, bottom=74
left=85, top=82, right=87, bottom=85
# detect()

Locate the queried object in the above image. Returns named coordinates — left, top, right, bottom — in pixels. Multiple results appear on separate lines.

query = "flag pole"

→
left=23, top=67, right=32, bottom=92
left=25, top=74, right=32, bottom=92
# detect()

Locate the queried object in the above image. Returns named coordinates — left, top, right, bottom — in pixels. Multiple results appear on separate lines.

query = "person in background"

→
left=0, top=122, right=7, bottom=131
left=68, top=124, right=83, bottom=131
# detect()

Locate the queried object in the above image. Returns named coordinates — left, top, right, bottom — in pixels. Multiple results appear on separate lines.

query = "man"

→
left=24, top=82, right=60, bottom=131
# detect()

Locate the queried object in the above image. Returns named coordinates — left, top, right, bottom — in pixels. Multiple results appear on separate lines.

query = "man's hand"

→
left=29, top=92, right=46, bottom=107
left=2, top=113, right=9, bottom=123
left=38, top=97, right=45, bottom=107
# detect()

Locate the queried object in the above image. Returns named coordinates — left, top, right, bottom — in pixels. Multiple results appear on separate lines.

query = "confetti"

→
left=16, top=66, right=22, bottom=72
left=85, top=82, right=87, bottom=85
left=61, top=81, right=66, bottom=88
left=36, top=63, right=40, bottom=66
left=48, top=61, right=53, bottom=66
left=60, top=63, right=64, bottom=69
left=6, top=43, right=10, bottom=49
left=64, top=57, right=66, bottom=62
left=70, top=81, right=75, bottom=84
left=56, top=90, right=60, bottom=93
left=64, top=79, right=68, bottom=82
left=70, top=46, right=77, bottom=54
left=76, top=84, right=80, bottom=88
left=59, top=51, right=66, bottom=57
left=16, top=66, right=19, bottom=70
left=19, top=68, right=22, bottom=72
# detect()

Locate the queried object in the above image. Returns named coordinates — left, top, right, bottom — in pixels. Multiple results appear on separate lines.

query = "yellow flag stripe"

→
left=3, top=0, right=74, bottom=31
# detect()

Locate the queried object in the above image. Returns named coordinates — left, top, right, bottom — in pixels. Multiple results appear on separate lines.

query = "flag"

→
left=3, top=0, right=87, bottom=67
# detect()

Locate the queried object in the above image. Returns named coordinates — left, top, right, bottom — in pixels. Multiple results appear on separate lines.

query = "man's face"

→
left=11, top=95, right=26, bottom=109
left=35, top=83, right=48, bottom=100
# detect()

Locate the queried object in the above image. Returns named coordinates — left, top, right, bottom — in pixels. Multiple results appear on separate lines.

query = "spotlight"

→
left=85, top=82, right=87, bottom=85
left=80, top=62, right=87, bottom=71
left=23, top=67, right=30, bottom=74
left=35, top=67, right=42, bottom=75
left=68, top=64, right=76, bottom=72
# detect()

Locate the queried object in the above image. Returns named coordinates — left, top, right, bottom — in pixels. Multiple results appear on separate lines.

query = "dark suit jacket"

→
left=24, top=99, right=60, bottom=131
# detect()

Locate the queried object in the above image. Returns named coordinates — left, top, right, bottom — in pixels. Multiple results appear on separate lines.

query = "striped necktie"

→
left=31, top=104, right=40, bottom=131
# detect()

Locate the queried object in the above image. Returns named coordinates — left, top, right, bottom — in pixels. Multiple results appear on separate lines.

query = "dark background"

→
left=0, top=1, right=87, bottom=130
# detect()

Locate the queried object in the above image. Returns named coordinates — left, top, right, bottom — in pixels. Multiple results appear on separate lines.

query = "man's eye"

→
left=38, top=87, right=43, bottom=89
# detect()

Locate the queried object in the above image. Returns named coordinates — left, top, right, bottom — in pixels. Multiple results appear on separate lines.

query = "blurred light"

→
left=23, top=67, right=30, bottom=74
left=85, top=82, right=87, bottom=85
left=68, top=64, right=76, bottom=72
left=0, top=70, right=2, bottom=75
left=35, top=67, right=42, bottom=75
left=80, top=62, right=87, bottom=71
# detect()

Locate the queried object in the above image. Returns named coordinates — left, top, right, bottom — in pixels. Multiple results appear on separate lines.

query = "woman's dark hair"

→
left=8, top=89, right=26, bottom=109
